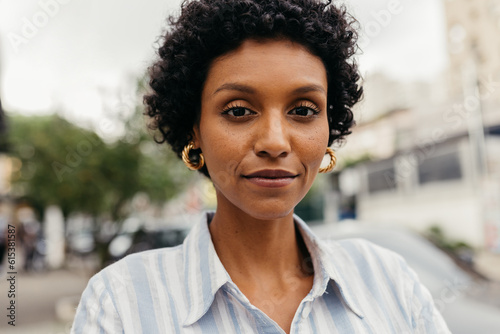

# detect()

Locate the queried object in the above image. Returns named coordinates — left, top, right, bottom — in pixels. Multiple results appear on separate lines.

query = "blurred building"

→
left=356, top=73, right=446, bottom=123
left=337, top=109, right=500, bottom=249
left=332, top=0, right=500, bottom=251
left=444, top=0, right=500, bottom=135
left=445, top=0, right=500, bottom=100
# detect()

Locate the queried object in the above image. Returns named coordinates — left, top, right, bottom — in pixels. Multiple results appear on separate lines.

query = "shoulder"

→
left=322, top=237, right=409, bottom=275
left=320, top=237, right=418, bottom=309
left=321, top=238, right=451, bottom=332
left=74, top=245, right=187, bottom=332
left=324, top=239, right=451, bottom=332
left=96, top=245, right=184, bottom=290
left=80, top=245, right=185, bottom=312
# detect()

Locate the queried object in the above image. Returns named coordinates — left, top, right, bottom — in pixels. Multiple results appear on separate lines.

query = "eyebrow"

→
left=212, top=83, right=326, bottom=96
left=213, top=83, right=256, bottom=96
left=291, top=84, right=326, bottom=95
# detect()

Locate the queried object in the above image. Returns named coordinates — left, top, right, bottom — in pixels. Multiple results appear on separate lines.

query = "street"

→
left=0, top=267, right=91, bottom=334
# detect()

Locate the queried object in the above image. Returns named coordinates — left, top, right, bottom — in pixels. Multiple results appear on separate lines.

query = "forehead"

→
left=203, top=38, right=328, bottom=95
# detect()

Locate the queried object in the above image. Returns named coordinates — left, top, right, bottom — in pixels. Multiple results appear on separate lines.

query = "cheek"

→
left=210, top=157, right=240, bottom=190
left=200, top=129, right=240, bottom=185
left=297, top=124, right=330, bottom=184
left=307, top=144, right=328, bottom=170
left=305, top=123, right=330, bottom=160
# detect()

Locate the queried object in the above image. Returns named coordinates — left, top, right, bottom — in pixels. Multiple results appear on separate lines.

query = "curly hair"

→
left=144, top=0, right=363, bottom=177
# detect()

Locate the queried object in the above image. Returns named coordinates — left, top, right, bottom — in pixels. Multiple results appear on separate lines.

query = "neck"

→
left=209, top=204, right=312, bottom=291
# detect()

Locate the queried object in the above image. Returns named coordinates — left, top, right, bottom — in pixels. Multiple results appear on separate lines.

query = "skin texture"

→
left=192, top=39, right=330, bottom=333
left=144, top=0, right=363, bottom=175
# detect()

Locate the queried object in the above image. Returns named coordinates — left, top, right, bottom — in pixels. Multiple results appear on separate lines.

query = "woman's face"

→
left=193, top=39, right=330, bottom=220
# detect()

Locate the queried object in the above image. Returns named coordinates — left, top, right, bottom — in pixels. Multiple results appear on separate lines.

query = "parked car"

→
left=107, top=214, right=199, bottom=261
left=67, top=231, right=95, bottom=255
left=310, top=220, right=500, bottom=334
left=108, top=226, right=189, bottom=260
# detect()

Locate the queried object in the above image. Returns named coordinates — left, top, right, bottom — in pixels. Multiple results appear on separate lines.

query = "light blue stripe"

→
left=198, top=223, right=214, bottom=311
left=328, top=246, right=374, bottom=334
left=223, top=289, right=242, bottom=334
left=403, top=261, right=436, bottom=332
left=158, top=252, right=181, bottom=333
left=413, top=282, right=436, bottom=333
left=341, top=241, right=398, bottom=334
left=101, top=272, right=120, bottom=316
left=251, top=308, right=280, bottom=333
left=97, top=289, right=107, bottom=334
left=184, top=241, right=192, bottom=317
left=100, top=272, right=125, bottom=333
left=198, top=307, right=220, bottom=333
left=308, top=310, right=318, bottom=333
left=370, top=246, right=411, bottom=325
left=324, top=282, right=356, bottom=333
left=72, top=278, right=95, bottom=334
left=126, top=254, right=160, bottom=333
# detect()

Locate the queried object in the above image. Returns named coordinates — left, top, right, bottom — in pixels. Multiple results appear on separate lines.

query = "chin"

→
left=215, top=188, right=304, bottom=221
left=240, top=202, right=296, bottom=221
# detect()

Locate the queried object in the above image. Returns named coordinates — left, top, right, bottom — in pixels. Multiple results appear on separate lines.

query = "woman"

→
left=72, top=0, right=450, bottom=333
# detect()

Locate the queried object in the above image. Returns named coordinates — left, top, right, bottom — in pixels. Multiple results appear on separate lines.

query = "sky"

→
left=0, top=0, right=449, bottom=131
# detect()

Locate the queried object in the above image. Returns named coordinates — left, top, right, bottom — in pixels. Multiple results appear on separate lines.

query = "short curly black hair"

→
left=144, top=0, right=363, bottom=176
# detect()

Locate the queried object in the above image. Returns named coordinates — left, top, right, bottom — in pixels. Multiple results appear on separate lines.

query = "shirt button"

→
left=302, top=303, right=312, bottom=319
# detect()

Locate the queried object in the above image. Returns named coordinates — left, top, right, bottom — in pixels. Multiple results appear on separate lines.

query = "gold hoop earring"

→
left=319, top=148, right=337, bottom=173
left=182, top=142, right=205, bottom=170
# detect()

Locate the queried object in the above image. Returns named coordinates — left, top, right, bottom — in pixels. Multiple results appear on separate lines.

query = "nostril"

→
left=256, top=150, right=289, bottom=158
left=253, top=116, right=291, bottom=157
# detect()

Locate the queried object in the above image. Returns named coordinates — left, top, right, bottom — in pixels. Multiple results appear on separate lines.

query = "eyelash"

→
left=221, top=101, right=321, bottom=117
left=221, top=102, right=254, bottom=117
left=293, top=102, right=321, bottom=116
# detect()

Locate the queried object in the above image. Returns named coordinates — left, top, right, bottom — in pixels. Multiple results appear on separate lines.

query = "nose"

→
left=253, top=112, right=291, bottom=158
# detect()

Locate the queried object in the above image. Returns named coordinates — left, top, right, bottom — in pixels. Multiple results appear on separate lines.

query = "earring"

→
left=182, top=142, right=205, bottom=170
left=319, top=148, right=337, bottom=173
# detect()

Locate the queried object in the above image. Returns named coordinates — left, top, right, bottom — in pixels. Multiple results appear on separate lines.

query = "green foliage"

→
left=9, top=114, right=108, bottom=218
left=8, top=103, right=190, bottom=221
left=138, top=143, right=188, bottom=203
left=425, top=225, right=473, bottom=254
left=342, top=153, right=372, bottom=169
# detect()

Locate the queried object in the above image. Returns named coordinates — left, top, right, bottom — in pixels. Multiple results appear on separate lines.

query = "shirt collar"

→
left=182, top=212, right=231, bottom=327
left=294, top=215, right=365, bottom=319
left=182, top=212, right=364, bottom=327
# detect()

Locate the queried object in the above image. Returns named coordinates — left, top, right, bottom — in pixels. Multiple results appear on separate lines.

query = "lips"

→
left=243, top=169, right=298, bottom=188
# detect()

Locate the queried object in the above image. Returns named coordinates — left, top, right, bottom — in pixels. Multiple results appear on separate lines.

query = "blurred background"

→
left=0, top=0, right=499, bottom=333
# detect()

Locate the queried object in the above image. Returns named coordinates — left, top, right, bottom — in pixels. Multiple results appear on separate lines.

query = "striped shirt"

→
left=72, top=212, right=450, bottom=333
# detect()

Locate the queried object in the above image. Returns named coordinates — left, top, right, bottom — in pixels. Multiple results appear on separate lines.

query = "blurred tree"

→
left=8, top=82, right=190, bottom=222
left=9, top=114, right=108, bottom=219
left=0, top=98, right=8, bottom=152
left=7, top=77, right=192, bottom=268
left=104, top=76, right=191, bottom=216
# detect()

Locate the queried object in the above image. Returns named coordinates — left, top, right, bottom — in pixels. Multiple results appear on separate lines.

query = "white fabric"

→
left=71, top=212, right=451, bottom=333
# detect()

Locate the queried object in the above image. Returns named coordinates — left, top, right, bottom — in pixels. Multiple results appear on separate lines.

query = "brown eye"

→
left=223, top=106, right=253, bottom=117
left=290, top=106, right=317, bottom=116
left=230, top=107, right=248, bottom=116
left=294, top=107, right=313, bottom=116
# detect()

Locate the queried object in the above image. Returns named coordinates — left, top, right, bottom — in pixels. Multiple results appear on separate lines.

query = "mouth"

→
left=242, top=169, right=299, bottom=188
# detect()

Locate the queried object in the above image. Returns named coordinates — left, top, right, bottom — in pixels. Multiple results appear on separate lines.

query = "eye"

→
left=228, top=107, right=251, bottom=117
left=290, top=106, right=315, bottom=116
left=222, top=105, right=255, bottom=117
left=289, top=102, right=321, bottom=116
